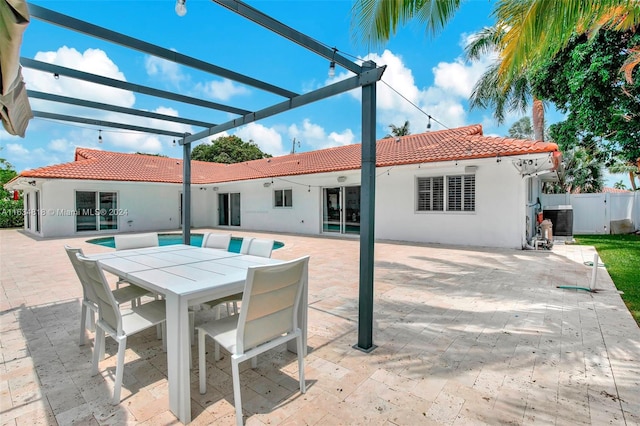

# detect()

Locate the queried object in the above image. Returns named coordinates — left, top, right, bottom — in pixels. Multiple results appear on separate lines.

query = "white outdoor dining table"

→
left=88, top=244, right=308, bottom=424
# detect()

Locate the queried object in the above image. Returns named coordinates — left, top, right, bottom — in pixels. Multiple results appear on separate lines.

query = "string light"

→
left=328, top=48, right=337, bottom=77
left=98, top=129, right=103, bottom=143
left=427, top=115, right=432, bottom=129
left=175, top=0, right=187, bottom=17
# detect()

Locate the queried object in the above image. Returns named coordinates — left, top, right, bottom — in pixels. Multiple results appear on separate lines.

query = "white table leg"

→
left=165, top=293, right=192, bottom=424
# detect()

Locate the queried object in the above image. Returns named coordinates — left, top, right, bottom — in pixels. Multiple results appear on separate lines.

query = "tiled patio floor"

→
left=1, top=228, right=639, bottom=425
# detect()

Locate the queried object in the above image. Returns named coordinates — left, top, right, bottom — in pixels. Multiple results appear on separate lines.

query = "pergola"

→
left=1, top=0, right=385, bottom=353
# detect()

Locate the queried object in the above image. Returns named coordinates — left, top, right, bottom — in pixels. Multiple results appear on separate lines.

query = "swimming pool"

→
left=87, top=233, right=283, bottom=252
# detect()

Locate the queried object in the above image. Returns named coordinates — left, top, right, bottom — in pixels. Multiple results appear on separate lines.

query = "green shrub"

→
left=0, top=198, right=24, bottom=228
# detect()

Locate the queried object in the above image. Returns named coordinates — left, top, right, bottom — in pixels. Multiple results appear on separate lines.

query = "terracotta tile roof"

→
left=19, top=124, right=559, bottom=184
left=602, top=187, right=632, bottom=193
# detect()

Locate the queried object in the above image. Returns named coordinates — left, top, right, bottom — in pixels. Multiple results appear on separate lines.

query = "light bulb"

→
left=328, top=61, right=335, bottom=77
left=175, top=0, right=187, bottom=17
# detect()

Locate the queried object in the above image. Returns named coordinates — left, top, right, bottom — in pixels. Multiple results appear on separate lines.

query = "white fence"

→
left=539, top=191, right=639, bottom=235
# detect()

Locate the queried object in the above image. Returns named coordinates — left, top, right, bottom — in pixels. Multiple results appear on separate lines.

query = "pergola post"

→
left=355, top=60, right=377, bottom=352
left=182, top=140, right=191, bottom=245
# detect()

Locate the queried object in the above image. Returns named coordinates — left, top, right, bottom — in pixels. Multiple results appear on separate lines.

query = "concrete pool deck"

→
left=1, top=228, right=639, bottom=425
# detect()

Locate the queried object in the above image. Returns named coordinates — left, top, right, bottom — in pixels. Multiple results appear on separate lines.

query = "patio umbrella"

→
left=0, top=0, right=32, bottom=137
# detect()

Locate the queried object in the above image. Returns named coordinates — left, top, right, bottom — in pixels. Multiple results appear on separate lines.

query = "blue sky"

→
left=0, top=0, right=624, bottom=185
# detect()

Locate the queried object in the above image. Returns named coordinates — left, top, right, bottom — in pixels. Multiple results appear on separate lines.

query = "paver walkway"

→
left=1, top=228, right=639, bottom=425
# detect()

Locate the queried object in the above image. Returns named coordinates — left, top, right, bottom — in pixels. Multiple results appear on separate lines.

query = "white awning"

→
left=0, top=0, right=32, bottom=137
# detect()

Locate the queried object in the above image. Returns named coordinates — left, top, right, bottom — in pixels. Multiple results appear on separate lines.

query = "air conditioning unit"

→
left=543, top=205, right=573, bottom=237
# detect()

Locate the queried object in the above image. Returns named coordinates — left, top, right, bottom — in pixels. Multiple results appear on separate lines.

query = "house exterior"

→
left=6, top=125, right=561, bottom=248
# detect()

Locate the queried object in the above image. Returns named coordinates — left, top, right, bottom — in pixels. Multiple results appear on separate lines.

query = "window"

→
left=274, top=189, right=293, bottom=208
left=417, top=177, right=444, bottom=211
left=75, top=191, right=118, bottom=232
left=417, top=174, right=475, bottom=212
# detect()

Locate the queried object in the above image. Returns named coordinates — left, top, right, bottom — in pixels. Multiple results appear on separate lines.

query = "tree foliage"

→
left=191, top=135, right=272, bottom=164
left=530, top=30, right=640, bottom=164
left=384, top=120, right=411, bottom=138
left=508, top=117, right=534, bottom=140
left=0, top=155, right=23, bottom=228
left=543, top=145, right=604, bottom=194
left=465, top=24, right=546, bottom=140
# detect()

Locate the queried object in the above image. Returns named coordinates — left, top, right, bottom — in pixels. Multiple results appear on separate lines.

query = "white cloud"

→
left=145, top=55, right=187, bottom=87
left=234, top=123, right=285, bottom=156
left=340, top=49, right=498, bottom=134
left=288, top=119, right=355, bottom=150
left=24, top=47, right=136, bottom=107
left=4, top=143, right=64, bottom=171
left=48, top=138, right=72, bottom=152
left=196, top=78, right=250, bottom=101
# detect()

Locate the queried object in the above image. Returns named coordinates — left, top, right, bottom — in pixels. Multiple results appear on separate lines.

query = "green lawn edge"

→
left=574, top=234, right=640, bottom=326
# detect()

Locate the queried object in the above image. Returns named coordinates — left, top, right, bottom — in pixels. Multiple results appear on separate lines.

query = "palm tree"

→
left=493, top=0, right=640, bottom=84
left=384, top=120, right=411, bottom=138
left=351, top=0, right=640, bottom=84
left=608, top=156, right=638, bottom=191
left=350, top=0, right=462, bottom=47
left=544, top=146, right=604, bottom=194
left=614, top=181, right=628, bottom=190
left=508, top=117, right=534, bottom=140
left=465, top=25, right=546, bottom=140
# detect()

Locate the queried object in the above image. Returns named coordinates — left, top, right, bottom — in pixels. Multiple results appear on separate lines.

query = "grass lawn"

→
left=574, top=234, right=640, bottom=326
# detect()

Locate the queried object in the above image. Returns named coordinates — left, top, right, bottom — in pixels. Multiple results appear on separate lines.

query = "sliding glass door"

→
left=322, top=186, right=360, bottom=234
left=218, top=192, right=241, bottom=226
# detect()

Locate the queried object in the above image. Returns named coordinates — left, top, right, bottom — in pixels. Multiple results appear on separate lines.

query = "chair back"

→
left=114, top=232, right=159, bottom=251
left=246, top=238, right=274, bottom=258
left=202, top=232, right=232, bottom=250
left=76, top=254, right=123, bottom=336
left=236, top=256, right=309, bottom=354
left=239, top=237, right=254, bottom=254
left=64, top=245, right=97, bottom=305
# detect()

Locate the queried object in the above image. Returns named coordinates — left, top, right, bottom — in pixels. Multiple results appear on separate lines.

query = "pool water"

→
left=87, top=233, right=283, bottom=252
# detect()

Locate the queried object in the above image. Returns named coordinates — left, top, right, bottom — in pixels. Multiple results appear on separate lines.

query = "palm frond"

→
left=350, top=0, right=462, bottom=47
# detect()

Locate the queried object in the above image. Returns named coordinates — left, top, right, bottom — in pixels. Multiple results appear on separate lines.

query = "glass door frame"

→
left=322, top=185, right=360, bottom=235
left=218, top=192, right=241, bottom=226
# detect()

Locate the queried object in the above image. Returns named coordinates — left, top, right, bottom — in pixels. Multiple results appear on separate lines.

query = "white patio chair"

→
left=202, top=237, right=274, bottom=330
left=239, top=237, right=254, bottom=254
left=201, top=232, right=232, bottom=250
left=245, top=238, right=274, bottom=258
left=76, top=254, right=166, bottom=405
left=64, top=245, right=150, bottom=347
left=114, top=232, right=159, bottom=251
left=197, top=256, right=310, bottom=426
left=113, top=232, right=159, bottom=288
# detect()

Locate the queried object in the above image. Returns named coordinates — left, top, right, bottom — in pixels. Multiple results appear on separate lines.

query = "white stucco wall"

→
left=34, top=179, right=184, bottom=237
left=374, top=158, right=528, bottom=248
left=25, top=156, right=546, bottom=249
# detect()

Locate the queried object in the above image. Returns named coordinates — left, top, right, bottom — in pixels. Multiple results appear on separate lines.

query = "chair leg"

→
left=231, top=357, right=243, bottom=426
left=251, top=356, right=257, bottom=369
left=91, top=327, right=104, bottom=376
left=297, top=335, right=306, bottom=394
left=79, top=304, right=88, bottom=346
left=88, top=308, right=96, bottom=332
left=198, top=329, right=207, bottom=394
left=112, top=335, right=127, bottom=405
